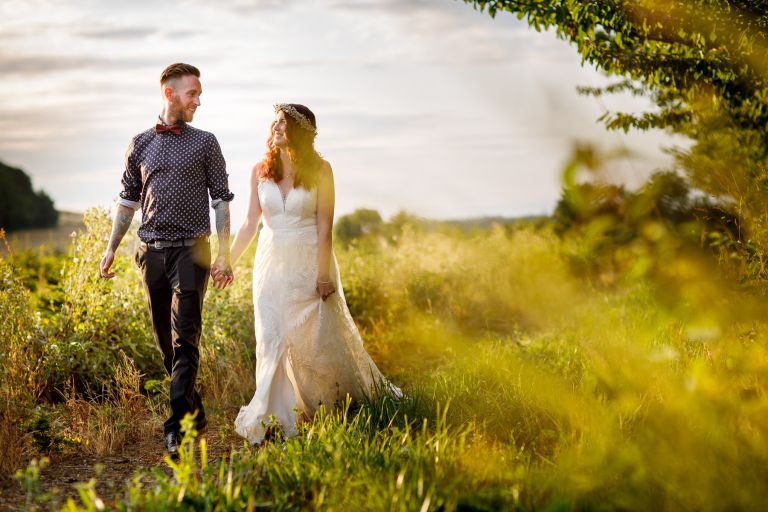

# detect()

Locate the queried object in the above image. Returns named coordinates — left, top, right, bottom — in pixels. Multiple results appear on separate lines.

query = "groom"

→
left=99, top=62, right=235, bottom=459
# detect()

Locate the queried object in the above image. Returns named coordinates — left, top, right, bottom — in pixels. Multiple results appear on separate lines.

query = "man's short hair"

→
left=160, top=63, right=200, bottom=87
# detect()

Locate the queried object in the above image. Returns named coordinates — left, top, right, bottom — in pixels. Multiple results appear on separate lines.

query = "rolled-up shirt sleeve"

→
left=205, top=134, right=235, bottom=208
left=118, top=137, right=141, bottom=211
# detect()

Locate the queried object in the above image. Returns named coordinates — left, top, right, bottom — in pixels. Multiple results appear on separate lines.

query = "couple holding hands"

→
left=99, top=62, right=397, bottom=459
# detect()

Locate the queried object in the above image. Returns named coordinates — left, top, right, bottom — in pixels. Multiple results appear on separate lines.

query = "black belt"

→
left=141, top=237, right=208, bottom=250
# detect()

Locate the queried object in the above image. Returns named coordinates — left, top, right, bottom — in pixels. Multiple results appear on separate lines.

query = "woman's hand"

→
left=211, top=256, right=234, bottom=289
left=316, top=278, right=336, bottom=301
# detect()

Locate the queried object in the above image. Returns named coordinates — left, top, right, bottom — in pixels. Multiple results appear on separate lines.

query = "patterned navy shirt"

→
left=118, top=121, right=234, bottom=242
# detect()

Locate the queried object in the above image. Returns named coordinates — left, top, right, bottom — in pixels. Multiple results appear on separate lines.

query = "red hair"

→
left=259, top=104, right=323, bottom=189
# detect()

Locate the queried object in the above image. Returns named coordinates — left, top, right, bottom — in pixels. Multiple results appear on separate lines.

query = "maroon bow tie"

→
left=155, top=123, right=182, bottom=135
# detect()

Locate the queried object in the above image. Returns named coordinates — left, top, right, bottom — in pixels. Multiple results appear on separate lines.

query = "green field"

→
left=2, top=207, right=768, bottom=511
left=0, top=212, right=85, bottom=255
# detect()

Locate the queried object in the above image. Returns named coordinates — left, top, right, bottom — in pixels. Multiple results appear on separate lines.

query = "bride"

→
left=228, top=103, right=397, bottom=445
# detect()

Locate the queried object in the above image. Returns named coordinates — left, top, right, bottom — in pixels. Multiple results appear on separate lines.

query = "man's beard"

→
left=171, top=98, right=192, bottom=123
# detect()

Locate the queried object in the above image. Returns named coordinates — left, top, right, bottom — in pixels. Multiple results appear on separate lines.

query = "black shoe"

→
left=164, top=431, right=179, bottom=461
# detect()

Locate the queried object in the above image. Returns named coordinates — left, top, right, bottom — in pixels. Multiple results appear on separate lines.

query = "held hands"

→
left=316, top=276, right=336, bottom=301
left=211, top=255, right=234, bottom=289
left=100, top=250, right=116, bottom=279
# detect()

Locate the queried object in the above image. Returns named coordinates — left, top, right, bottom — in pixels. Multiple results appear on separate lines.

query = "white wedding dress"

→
left=234, top=179, right=397, bottom=444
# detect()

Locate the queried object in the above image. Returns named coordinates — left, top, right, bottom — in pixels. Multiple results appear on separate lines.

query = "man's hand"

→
left=212, top=200, right=232, bottom=290
left=211, top=255, right=234, bottom=289
left=100, top=250, right=116, bottom=279
left=101, top=203, right=135, bottom=279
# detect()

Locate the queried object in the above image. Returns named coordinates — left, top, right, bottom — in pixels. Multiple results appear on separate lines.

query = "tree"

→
left=463, top=0, right=768, bottom=259
left=0, top=161, right=58, bottom=231
left=334, top=208, right=384, bottom=245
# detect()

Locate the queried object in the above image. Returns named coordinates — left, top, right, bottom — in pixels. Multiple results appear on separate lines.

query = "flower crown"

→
left=274, top=103, right=317, bottom=134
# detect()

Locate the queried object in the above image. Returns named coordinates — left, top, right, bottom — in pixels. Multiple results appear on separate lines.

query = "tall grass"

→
left=59, top=353, right=161, bottom=456
left=0, top=244, right=44, bottom=476
left=5, top=211, right=768, bottom=510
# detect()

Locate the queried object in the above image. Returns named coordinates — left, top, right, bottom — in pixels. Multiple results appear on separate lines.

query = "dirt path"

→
left=0, top=415, right=244, bottom=510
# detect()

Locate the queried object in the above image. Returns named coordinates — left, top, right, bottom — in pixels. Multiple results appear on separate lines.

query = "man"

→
left=99, top=62, right=235, bottom=460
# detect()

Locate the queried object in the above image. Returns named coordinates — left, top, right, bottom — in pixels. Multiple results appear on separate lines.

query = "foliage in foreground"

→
left=464, top=0, right=768, bottom=276
left=4, top=209, right=768, bottom=510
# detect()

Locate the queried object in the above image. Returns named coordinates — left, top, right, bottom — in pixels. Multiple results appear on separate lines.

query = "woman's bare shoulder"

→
left=251, top=161, right=267, bottom=182
left=318, top=159, right=333, bottom=175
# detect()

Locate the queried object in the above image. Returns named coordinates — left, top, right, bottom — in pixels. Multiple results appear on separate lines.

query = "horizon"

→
left=44, top=206, right=551, bottom=223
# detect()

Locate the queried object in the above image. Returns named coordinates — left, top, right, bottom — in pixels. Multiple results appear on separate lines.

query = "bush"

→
left=0, top=256, right=47, bottom=476
left=36, top=209, right=158, bottom=398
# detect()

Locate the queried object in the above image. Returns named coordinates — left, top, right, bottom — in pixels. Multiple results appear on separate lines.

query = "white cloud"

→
left=0, top=0, right=678, bottom=223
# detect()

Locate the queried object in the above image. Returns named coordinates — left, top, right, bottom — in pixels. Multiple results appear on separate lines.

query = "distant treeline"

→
left=0, top=160, right=58, bottom=231
left=333, top=208, right=545, bottom=247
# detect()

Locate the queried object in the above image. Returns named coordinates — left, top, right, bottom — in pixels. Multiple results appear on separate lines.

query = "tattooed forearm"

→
left=214, top=201, right=231, bottom=261
left=107, top=204, right=136, bottom=253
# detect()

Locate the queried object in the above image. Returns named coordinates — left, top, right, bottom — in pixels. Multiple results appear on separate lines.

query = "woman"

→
left=230, top=103, right=397, bottom=445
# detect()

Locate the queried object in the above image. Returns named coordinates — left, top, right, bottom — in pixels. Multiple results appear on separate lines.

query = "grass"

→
left=3, top=210, right=768, bottom=510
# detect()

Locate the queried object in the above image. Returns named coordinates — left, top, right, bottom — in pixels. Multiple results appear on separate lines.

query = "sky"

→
left=0, top=0, right=684, bottom=224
